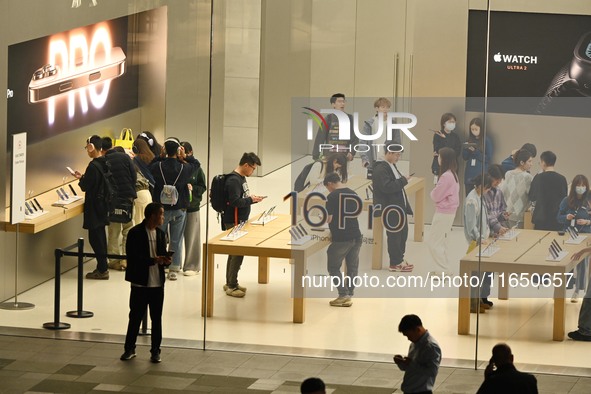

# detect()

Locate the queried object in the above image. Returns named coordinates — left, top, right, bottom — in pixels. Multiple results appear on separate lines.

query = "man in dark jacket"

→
left=372, top=145, right=414, bottom=272
left=223, top=152, right=264, bottom=297
left=120, top=202, right=170, bottom=363
left=102, top=137, right=137, bottom=271
left=312, top=93, right=358, bottom=161
left=149, top=137, right=200, bottom=280
left=74, top=135, right=110, bottom=280
left=528, top=151, right=567, bottom=230
left=477, top=343, right=538, bottom=393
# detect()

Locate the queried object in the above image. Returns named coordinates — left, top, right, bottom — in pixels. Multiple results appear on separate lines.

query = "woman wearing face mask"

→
left=431, top=113, right=461, bottom=177
left=499, top=149, right=533, bottom=228
left=462, top=118, right=493, bottom=196
left=557, top=175, right=591, bottom=302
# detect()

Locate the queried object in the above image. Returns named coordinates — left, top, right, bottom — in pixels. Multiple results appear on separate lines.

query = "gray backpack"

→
left=159, top=162, right=183, bottom=205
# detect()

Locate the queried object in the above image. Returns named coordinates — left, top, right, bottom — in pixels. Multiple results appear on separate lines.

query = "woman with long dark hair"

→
left=462, top=117, right=493, bottom=196
left=558, top=174, right=591, bottom=302
left=131, top=139, right=155, bottom=223
left=431, top=112, right=461, bottom=177
left=324, top=152, right=348, bottom=183
left=137, top=131, right=162, bottom=158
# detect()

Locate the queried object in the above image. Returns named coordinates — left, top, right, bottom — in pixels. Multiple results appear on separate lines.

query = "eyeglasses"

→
left=246, top=163, right=257, bottom=170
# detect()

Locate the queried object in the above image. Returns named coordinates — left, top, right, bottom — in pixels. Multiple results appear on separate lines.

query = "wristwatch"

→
left=537, top=31, right=591, bottom=114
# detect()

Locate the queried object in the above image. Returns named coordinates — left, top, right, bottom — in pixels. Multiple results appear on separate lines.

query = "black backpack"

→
left=210, top=173, right=240, bottom=213
left=91, top=159, right=132, bottom=223
left=92, top=159, right=117, bottom=207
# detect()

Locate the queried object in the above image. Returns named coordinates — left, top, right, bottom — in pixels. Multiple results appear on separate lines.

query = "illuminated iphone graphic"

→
left=28, top=46, right=126, bottom=103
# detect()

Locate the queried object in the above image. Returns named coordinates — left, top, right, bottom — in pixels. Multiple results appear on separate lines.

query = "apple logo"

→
left=493, top=52, right=502, bottom=62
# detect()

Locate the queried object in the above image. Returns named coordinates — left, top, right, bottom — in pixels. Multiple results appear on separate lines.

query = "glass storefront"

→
left=2, top=0, right=591, bottom=373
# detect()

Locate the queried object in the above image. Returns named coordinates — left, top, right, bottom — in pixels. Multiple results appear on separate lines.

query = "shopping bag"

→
left=114, top=128, right=134, bottom=150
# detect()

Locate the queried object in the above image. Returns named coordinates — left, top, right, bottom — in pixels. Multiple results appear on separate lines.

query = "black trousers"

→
left=224, top=223, right=244, bottom=288
left=124, top=286, right=164, bottom=354
left=88, top=225, right=107, bottom=273
left=386, top=218, right=409, bottom=266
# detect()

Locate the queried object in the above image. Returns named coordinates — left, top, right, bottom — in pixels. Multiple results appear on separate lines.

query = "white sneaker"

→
left=223, top=284, right=247, bottom=292
left=167, top=272, right=177, bottom=281
left=183, top=270, right=198, bottom=276
left=571, top=290, right=580, bottom=303
left=329, top=296, right=353, bottom=307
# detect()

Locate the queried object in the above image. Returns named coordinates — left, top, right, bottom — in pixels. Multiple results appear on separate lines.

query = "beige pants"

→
left=133, top=189, right=152, bottom=226
left=426, top=211, right=456, bottom=272
left=107, top=220, right=134, bottom=268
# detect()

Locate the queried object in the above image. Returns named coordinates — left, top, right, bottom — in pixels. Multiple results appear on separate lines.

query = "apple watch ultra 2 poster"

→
left=466, top=11, right=591, bottom=117
left=7, top=16, right=138, bottom=144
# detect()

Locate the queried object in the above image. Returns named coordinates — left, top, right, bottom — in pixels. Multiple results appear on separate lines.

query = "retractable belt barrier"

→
left=43, top=238, right=138, bottom=331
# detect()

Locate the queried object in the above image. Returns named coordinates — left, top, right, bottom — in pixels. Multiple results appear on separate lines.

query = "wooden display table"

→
left=457, top=229, right=590, bottom=341
left=2, top=182, right=84, bottom=234
left=201, top=214, right=329, bottom=323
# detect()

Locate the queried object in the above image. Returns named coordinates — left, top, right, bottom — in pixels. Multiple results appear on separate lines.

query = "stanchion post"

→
left=66, top=238, right=93, bottom=318
left=0, top=223, right=35, bottom=310
left=43, top=249, right=71, bottom=330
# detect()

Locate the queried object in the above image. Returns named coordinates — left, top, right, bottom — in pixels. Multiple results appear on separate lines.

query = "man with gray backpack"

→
left=150, top=137, right=200, bottom=280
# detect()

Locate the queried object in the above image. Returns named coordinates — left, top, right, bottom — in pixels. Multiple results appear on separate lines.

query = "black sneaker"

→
left=568, top=330, right=591, bottom=341
left=481, top=298, right=494, bottom=307
left=120, top=350, right=136, bottom=361
left=150, top=352, right=161, bottom=363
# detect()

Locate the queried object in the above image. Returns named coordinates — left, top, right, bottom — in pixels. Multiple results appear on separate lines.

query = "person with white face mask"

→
left=557, top=174, right=591, bottom=303
left=431, top=113, right=462, bottom=177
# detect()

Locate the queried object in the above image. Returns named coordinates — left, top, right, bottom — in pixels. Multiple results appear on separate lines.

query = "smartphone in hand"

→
left=66, top=166, right=76, bottom=176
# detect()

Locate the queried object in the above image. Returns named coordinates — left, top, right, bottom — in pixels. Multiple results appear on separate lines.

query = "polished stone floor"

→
left=1, top=330, right=591, bottom=393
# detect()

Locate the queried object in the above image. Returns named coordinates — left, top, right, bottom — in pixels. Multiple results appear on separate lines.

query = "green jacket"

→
left=188, top=166, right=207, bottom=212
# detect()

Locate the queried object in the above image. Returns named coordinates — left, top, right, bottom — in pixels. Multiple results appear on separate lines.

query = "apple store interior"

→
left=2, top=0, right=591, bottom=391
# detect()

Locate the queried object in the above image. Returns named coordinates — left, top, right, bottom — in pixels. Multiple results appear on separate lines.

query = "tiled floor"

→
left=3, top=158, right=591, bottom=392
left=1, top=332, right=591, bottom=393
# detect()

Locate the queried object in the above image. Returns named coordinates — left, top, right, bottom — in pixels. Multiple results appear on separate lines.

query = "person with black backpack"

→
left=73, top=135, right=110, bottom=280
left=149, top=137, right=200, bottom=281
left=222, top=152, right=264, bottom=298
left=101, top=137, right=137, bottom=272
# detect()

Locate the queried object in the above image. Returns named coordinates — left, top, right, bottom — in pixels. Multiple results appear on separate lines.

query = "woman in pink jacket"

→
left=427, top=147, right=460, bottom=274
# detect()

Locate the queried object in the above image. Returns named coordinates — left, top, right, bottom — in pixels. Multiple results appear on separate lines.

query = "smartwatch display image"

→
left=537, top=31, right=591, bottom=113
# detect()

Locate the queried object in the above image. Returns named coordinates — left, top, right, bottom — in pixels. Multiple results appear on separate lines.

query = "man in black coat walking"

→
left=120, top=202, right=171, bottom=363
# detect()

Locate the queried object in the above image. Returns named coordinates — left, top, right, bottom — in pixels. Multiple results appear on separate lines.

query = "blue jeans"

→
left=327, top=236, right=362, bottom=297
left=160, top=209, right=186, bottom=271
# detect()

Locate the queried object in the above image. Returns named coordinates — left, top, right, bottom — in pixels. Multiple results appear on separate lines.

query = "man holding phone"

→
left=120, top=202, right=171, bottom=363
left=223, top=152, right=264, bottom=298
left=477, top=343, right=538, bottom=393
left=75, top=135, right=110, bottom=280
left=372, top=145, right=414, bottom=272
left=394, top=314, right=441, bottom=394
